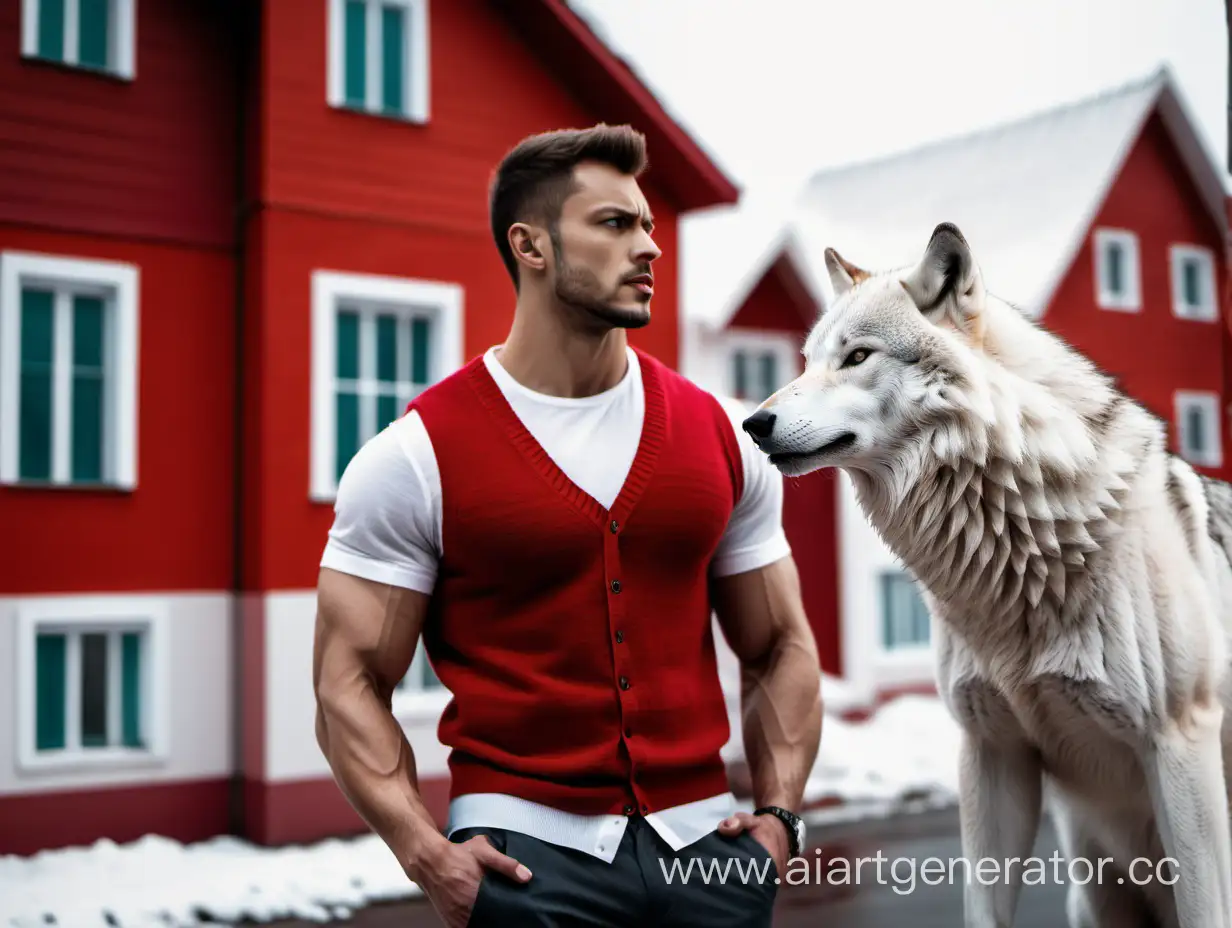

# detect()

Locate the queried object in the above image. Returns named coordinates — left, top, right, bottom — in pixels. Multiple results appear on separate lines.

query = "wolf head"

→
left=742, top=222, right=1002, bottom=481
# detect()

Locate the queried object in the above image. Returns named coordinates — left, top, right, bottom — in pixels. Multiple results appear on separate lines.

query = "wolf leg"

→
left=957, top=731, right=1042, bottom=928
left=1141, top=700, right=1232, bottom=928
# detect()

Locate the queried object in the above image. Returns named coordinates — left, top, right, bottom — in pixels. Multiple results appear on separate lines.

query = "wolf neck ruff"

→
left=408, top=347, right=745, bottom=817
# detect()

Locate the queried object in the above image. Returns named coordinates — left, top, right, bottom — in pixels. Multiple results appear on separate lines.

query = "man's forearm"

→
left=739, top=629, right=823, bottom=812
left=315, top=682, right=447, bottom=876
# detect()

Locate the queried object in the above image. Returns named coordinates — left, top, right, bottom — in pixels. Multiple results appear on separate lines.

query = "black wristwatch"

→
left=754, top=805, right=805, bottom=859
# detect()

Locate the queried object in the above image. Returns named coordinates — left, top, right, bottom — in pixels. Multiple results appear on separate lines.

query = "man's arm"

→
left=711, top=554, right=823, bottom=816
left=312, top=566, right=450, bottom=877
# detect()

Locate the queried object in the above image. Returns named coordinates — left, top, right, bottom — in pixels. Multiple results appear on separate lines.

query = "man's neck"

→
left=497, top=303, right=631, bottom=398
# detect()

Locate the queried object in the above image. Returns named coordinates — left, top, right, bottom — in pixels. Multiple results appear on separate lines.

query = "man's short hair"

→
left=489, top=123, right=648, bottom=289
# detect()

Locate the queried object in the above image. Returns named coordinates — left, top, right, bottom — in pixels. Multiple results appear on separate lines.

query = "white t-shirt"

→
left=318, top=344, right=793, bottom=860
left=320, top=345, right=791, bottom=592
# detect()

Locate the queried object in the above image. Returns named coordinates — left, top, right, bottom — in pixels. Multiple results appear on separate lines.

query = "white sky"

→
left=568, top=0, right=1229, bottom=208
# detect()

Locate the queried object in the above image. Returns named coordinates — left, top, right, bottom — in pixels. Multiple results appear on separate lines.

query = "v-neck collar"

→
left=465, top=345, right=666, bottom=530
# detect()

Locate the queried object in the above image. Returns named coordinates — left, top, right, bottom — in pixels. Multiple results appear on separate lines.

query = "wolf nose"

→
left=742, top=409, right=776, bottom=440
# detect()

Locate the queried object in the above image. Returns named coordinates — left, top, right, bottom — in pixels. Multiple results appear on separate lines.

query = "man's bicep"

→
left=314, top=567, right=430, bottom=698
left=711, top=555, right=808, bottom=665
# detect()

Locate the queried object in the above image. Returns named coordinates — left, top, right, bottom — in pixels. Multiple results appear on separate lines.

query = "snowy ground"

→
left=1, top=691, right=962, bottom=928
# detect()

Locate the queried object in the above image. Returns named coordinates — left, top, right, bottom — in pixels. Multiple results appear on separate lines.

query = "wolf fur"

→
left=743, top=223, right=1232, bottom=928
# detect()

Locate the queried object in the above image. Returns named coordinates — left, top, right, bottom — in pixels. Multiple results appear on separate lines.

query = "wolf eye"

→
left=842, top=348, right=871, bottom=368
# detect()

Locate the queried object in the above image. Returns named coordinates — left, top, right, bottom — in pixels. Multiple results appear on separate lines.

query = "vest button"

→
left=641, top=804, right=648, bottom=814
left=619, top=676, right=630, bottom=690
left=624, top=804, right=634, bottom=815
left=615, top=630, right=624, bottom=643
left=611, top=580, right=621, bottom=593
left=610, top=520, right=619, bottom=533
left=624, top=726, right=632, bottom=738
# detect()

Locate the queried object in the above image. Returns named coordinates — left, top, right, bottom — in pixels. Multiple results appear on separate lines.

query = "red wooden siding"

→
left=242, top=202, right=679, bottom=592
left=0, top=227, right=236, bottom=594
left=0, top=0, right=240, bottom=249
left=781, top=473, right=842, bottom=676
left=729, top=256, right=820, bottom=333
left=1044, top=111, right=1228, bottom=478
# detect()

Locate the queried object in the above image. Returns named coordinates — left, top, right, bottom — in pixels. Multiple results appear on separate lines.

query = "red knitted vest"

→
left=408, top=347, right=745, bottom=816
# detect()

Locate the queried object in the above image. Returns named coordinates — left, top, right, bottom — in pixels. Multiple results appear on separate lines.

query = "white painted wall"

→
left=0, top=592, right=232, bottom=796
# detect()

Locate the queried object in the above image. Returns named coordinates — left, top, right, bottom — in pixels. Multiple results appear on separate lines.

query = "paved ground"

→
left=262, top=806, right=1074, bottom=926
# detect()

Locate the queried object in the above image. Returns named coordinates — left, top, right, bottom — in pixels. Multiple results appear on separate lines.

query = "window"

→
left=0, top=252, right=139, bottom=489
left=328, top=0, right=429, bottom=122
left=731, top=349, right=780, bottom=403
left=1170, top=245, right=1217, bottom=321
left=311, top=270, right=463, bottom=499
left=1174, top=391, right=1221, bottom=468
left=879, top=570, right=931, bottom=650
left=21, top=0, right=135, bottom=79
left=16, top=596, right=168, bottom=773
left=1093, top=229, right=1140, bottom=311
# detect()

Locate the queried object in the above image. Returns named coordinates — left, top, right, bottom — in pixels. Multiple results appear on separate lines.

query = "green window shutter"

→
left=72, top=296, right=105, bottom=483
left=20, top=289, right=55, bottom=481
left=759, top=352, right=777, bottom=399
left=731, top=350, right=748, bottom=399
left=37, top=0, right=66, bottom=61
left=335, top=390, right=360, bottom=482
left=410, top=317, right=430, bottom=384
left=80, top=632, right=108, bottom=747
left=121, top=632, right=142, bottom=748
left=344, top=0, right=367, bottom=107
left=36, top=632, right=67, bottom=750
left=77, top=0, right=109, bottom=69
left=336, top=310, right=360, bottom=379
left=377, top=394, right=398, bottom=429
left=376, top=314, right=397, bottom=383
left=381, top=5, right=405, bottom=114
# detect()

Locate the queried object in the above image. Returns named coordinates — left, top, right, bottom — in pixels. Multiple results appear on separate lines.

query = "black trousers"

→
left=450, top=815, right=779, bottom=926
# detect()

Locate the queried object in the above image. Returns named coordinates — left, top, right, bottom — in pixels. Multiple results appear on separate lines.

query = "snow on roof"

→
left=685, top=65, right=1229, bottom=330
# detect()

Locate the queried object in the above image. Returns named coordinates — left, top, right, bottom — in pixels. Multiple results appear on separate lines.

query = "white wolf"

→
left=741, top=223, right=1232, bottom=928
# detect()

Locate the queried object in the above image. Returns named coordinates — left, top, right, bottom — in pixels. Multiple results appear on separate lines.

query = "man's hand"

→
left=717, top=811, right=789, bottom=880
left=412, top=833, right=533, bottom=928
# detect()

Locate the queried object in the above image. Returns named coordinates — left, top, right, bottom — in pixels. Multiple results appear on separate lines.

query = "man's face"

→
left=548, top=161, right=662, bottom=329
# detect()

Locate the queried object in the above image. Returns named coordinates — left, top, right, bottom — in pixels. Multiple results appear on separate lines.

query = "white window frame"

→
left=20, top=0, right=137, bottom=80
left=392, top=642, right=450, bottom=722
left=1092, top=228, right=1141, bottom=312
left=327, top=0, right=430, bottom=123
left=1169, top=244, right=1217, bottom=322
left=722, top=329, right=800, bottom=407
left=310, top=269, right=462, bottom=501
left=0, top=251, right=139, bottom=489
left=15, top=595, right=169, bottom=774
left=1175, top=390, right=1222, bottom=468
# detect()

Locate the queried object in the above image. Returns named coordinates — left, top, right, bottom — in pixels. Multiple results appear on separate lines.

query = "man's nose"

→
left=742, top=408, right=776, bottom=440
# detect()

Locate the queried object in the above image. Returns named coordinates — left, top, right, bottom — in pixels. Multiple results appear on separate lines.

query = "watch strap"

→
left=753, top=805, right=802, bottom=858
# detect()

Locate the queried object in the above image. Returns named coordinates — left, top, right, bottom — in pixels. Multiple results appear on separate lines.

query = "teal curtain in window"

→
left=381, top=5, right=404, bottom=113
left=20, top=289, right=55, bottom=481
left=344, top=0, right=367, bottom=106
left=78, top=0, right=109, bottom=68
left=121, top=632, right=142, bottom=747
left=36, top=633, right=67, bottom=751
left=37, top=0, right=66, bottom=61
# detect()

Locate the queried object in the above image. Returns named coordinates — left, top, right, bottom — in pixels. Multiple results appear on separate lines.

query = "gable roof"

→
left=492, top=0, right=739, bottom=211
left=790, top=65, right=1228, bottom=318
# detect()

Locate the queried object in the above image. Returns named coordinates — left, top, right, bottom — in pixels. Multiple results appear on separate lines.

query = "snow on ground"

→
left=1, top=693, right=962, bottom=928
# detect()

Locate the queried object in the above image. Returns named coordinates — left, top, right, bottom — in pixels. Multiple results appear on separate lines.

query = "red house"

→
left=683, top=65, right=1231, bottom=708
left=0, top=0, right=737, bottom=855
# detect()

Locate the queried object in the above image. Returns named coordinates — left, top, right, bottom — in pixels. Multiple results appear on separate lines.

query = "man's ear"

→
left=509, top=223, right=548, bottom=273
left=823, top=247, right=869, bottom=300
left=899, top=222, right=986, bottom=342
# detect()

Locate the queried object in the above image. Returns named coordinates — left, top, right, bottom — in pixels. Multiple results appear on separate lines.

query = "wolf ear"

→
left=823, top=247, right=869, bottom=300
left=900, top=223, right=986, bottom=338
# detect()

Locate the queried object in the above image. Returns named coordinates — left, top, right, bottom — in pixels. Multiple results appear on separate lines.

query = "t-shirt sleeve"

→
left=710, top=394, right=793, bottom=577
left=318, top=410, right=441, bottom=594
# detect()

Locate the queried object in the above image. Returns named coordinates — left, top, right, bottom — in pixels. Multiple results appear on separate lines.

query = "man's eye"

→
left=843, top=348, right=870, bottom=368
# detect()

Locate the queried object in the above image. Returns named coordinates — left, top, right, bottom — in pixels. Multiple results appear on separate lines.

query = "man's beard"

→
left=553, top=254, right=651, bottom=330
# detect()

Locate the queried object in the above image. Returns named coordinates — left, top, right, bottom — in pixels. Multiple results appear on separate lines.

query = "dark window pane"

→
left=81, top=632, right=109, bottom=747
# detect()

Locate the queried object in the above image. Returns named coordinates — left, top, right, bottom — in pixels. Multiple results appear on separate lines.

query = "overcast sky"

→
left=569, top=0, right=1229, bottom=209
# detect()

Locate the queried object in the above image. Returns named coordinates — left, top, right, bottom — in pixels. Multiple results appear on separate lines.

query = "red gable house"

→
left=0, top=0, right=737, bottom=855
left=684, top=65, right=1231, bottom=709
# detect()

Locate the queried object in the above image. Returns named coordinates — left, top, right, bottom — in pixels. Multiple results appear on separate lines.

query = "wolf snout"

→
left=741, top=408, right=776, bottom=440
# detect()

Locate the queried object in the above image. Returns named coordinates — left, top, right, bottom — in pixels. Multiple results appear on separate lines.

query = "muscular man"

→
left=313, top=123, right=823, bottom=927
